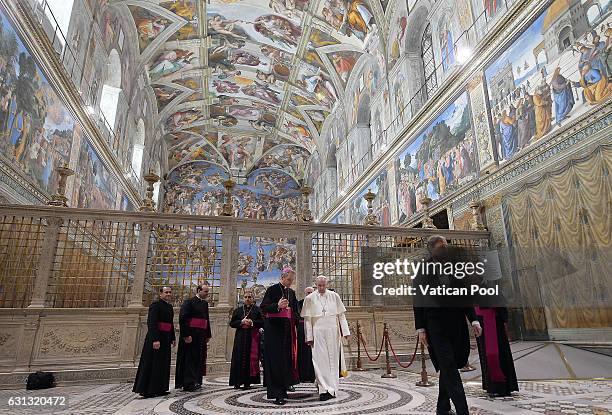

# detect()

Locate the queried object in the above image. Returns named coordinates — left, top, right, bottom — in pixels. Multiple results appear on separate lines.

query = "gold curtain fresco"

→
left=503, top=144, right=612, bottom=333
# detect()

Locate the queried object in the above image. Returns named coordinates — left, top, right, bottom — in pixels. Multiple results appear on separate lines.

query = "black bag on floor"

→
left=26, top=371, right=55, bottom=390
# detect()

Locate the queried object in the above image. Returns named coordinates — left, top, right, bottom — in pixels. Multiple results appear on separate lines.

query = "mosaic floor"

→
left=0, top=342, right=610, bottom=415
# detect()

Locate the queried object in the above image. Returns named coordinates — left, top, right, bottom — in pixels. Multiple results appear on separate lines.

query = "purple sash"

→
left=475, top=307, right=506, bottom=382
left=250, top=329, right=260, bottom=377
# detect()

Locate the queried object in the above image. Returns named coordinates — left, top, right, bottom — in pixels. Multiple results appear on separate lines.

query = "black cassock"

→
left=229, top=305, right=264, bottom=387
left=297, top=299, right=315, bottom=382
left=133, top=300, right=175, bottom=397
left=175, top=296, right=212, bottom=389
left=475, top=307, right=518, bottom=396
left=260, top=282, right=299, bottom=399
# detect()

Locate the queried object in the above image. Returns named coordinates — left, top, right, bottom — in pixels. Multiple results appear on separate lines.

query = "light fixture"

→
left=456, top=46, right=473, bottom=64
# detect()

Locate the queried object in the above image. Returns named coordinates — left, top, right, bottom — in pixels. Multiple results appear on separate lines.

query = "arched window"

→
left=99, top=49, right=122, bottom=130
left=421, top=23, right=437, bottom=99
left=131, top=119, right=145, bottom=179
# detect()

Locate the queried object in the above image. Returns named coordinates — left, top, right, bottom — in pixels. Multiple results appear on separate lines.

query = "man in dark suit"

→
left=413, top=235, right=482, bottom=415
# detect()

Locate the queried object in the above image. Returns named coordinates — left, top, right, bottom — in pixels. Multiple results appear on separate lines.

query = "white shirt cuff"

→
left=416, top=328, right=426, bottom=334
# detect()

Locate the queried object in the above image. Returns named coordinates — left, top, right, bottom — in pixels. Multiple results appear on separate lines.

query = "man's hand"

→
left=278, top=298, right=289, bottom=309
left=417, top=331, right=428, bottom=347
left=171, top=340, right=176, bottom=347
left=152, top=341, right=161, bottom=350
left=306, top=340, right=314, bottom=347
left=184, top=336, right=193, bottom=344
left=472, top=323, right=482, bottom=337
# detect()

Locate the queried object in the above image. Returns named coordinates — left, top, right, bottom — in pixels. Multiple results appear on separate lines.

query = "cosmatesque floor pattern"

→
left=0, top=342, right=611, bottom=415
left=0, top=372, right=610, bottom=415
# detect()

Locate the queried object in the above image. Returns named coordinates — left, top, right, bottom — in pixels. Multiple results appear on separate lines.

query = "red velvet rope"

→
left=387, top=332, right=420, bottom=368
left=359, top=331, right=385, bottom=361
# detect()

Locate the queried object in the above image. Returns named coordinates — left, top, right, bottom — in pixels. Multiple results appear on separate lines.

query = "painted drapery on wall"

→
left=485, top=1, right=612, bottom=162
left=502, top=144, right=612, bottom=334
left=0, top=10, right=74, bottom=195
left=394, top=91, right=478, bottom=223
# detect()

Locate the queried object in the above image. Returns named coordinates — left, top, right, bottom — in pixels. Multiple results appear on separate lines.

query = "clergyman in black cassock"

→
left=260, top=268, right=299, bottom=405
left=133, top=287, right=176, bottom=398
left=229, top=291, right=264, bottom=389
left=413, top=236, right=482, bottom=415
left=297, top=287, right=315, bottom=383
left=175, top=285, right=212, bottom=392
left=475, top=306, right=518, bottom=397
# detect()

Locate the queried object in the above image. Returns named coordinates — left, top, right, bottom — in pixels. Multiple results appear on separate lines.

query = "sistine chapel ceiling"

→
left=121, top=0, right=389, bottom=193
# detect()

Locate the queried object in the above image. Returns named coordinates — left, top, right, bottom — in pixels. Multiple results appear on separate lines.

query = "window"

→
left=99, top=49, right=122, bottom=130
left=421, top=24, right=438, bottom=99
left=131, top=119, right=145, bottom=179
left=35, top=0, right=74, bottom=46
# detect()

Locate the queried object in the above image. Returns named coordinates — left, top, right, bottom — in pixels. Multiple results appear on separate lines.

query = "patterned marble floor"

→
left=0, top=342, right=611, bottom=415
left=0, top=371, right=610, bottom=415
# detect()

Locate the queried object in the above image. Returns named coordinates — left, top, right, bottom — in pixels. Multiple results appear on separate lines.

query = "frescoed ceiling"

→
left=121, top=0, right=386, bottom=184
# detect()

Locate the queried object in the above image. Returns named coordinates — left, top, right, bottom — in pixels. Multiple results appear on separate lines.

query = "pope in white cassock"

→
left=300, top=276, right=350, bottom=401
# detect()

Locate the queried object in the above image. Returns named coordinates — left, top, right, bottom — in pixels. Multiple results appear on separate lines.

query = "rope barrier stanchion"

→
left=415, top=342, right=434, bottom=387
left=360, top=325, right=385, bottom=362
left=355, top=321, right=365, bottom=371
left=381, top=323, right=397, bottom=378
left=388, top=330, right=420, bottom=369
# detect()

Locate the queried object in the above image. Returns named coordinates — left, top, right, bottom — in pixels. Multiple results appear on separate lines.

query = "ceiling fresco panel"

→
left=122, top=0, right=388, bottom=216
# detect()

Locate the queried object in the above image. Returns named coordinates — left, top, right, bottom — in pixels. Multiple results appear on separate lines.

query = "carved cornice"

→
left=0, top=203, right=489, bottom=240
left=320, top=0, right=546, bottom=222
left=2, top=0, right=142, bottom=207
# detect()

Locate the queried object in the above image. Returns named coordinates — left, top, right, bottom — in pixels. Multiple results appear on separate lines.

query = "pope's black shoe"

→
left=274, top=398, right=286, bottom=405
left=319, top=392, right=333, bottom=401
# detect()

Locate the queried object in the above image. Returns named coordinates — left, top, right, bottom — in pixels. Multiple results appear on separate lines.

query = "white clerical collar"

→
left=279, top=282, right=287, bottom=289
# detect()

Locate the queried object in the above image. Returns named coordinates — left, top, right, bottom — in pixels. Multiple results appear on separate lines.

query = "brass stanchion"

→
left=415, top=342, right=434, bottom=387
left=355, top=322, right=365, bottom=371
left=381, top=323, right=396, bottom=378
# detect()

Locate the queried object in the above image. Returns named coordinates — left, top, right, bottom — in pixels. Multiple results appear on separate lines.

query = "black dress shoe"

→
left=319, top=392, right=333, bottom=401
left=139, top=394, right=155, bottom=399
left=274, top=398, right=286, bottom=405
left=183, top=385, right=199, bottom=392
left=436, top=410, right=456, bottom=415
left=287, top=385, right=296, bottom=392
left=242, top=384, right=252, bottom=390
left=156, top=391, right=170, bottom=396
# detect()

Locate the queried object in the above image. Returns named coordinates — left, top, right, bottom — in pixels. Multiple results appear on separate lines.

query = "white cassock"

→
left=300, top=290, right=350, bottom=396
